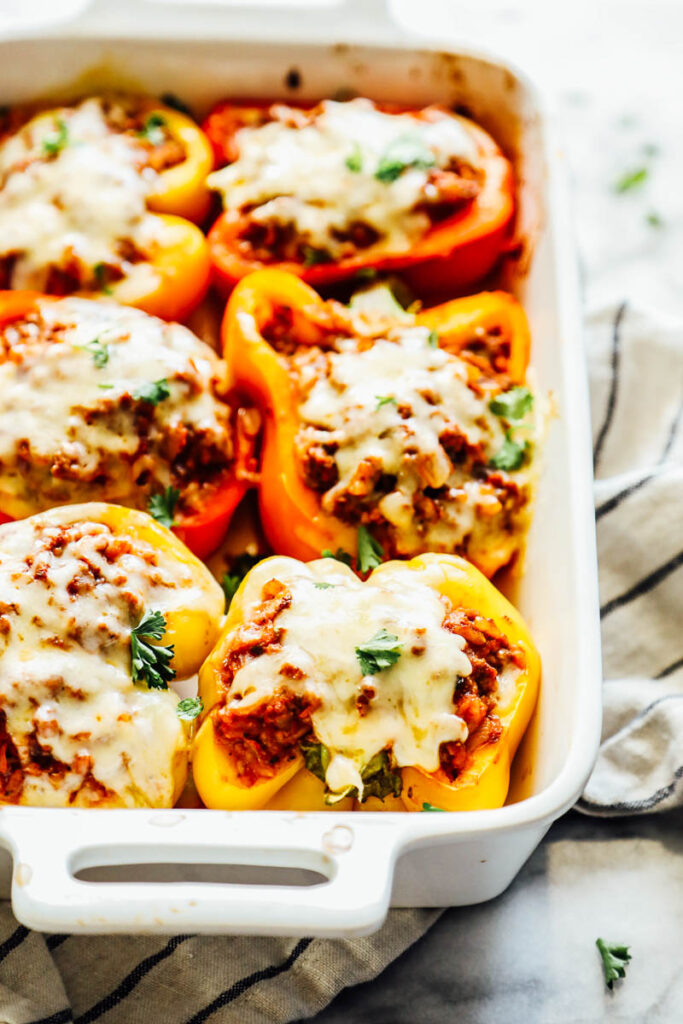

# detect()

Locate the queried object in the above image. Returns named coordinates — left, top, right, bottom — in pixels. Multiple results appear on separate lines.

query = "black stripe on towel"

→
left=655, top=654, right=683, bottom=679
left=73, top=935, right=192, bottom=1024
left=593, top=301, right=627, bottom=472
left=185, top=937, right=313, bottom=1024
left=46, top=933, right=70, bottom=951
left=580, top=763, right=683, bottom=815
left=0, top=923, right=29, bottom=963
left=28, top=1009, right=73, bottom=1024
left=600, top=548, right=683, bottom=618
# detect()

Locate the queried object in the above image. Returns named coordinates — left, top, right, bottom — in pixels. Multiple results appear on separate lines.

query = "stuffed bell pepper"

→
left=192, top=553, right=540, bottom=811
left=0, top=503, right=224, bottom=807
left=0, top=292, right=259, bottom=558
left=224, top=269, right=539, bottom=578
left=0, top=94, right=213, bottom=320
left=204, top=97, right=514, bottom=296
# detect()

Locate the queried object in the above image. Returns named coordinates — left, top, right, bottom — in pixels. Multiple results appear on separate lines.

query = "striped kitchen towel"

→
left=578, top=302, right=683, bottom=815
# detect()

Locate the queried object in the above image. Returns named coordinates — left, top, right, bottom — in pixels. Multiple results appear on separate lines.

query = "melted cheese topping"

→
left=296, top=325, right=535, bottom=556
left=0, top=509, right=200, bottom=807
left=225, top=557, right=517, bottom=799
left=0, top=97, right=160, bottom=288
left=0, top=297, right=232, bottom=517
left=208, top=99, right=480, bottom=259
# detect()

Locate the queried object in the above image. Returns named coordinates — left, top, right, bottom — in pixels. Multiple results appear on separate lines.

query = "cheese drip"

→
left=0, top=510, right=199, bottom=807
left=0, top=296, right=232, bottom=517
left=208, top=99, right=480, bottom=259
left=0, top=97, right=160, bottom=288
left=225, top=557, right=513, bottom=799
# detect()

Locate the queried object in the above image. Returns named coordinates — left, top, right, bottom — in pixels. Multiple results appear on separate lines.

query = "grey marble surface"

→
left=305, top=809, right=683, bottom=1022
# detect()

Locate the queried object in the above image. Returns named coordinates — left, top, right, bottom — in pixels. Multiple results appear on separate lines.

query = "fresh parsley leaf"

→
left=93, top=262, right=114, bottom=295
left=130, top=609, right=175, bottom=690
left=596, top=939, right=632, bottom=989
left=489, top=431, right=529, bottom=471
left=422, top=802, right=446, bottom=812
left=321, top=547, right=353, bottom=567
left=148, top=486, right=180, bottom=529
left=83, top=337, right=109, bottom=369
left=646, top=210, right=663, bottom=228
left=134, top=378, right=171, bottom=405
left=376, top=395, right=397, bottom=409
left=302, top=245, right=333, bottom=267
left=489, top=385, right=534, bottom=420
left=345, top=142, right=363, bottom=173
left=301, top=740, right=330, bottom=782
left=375, top=133, right=436, bottom=183
left=42, top=118, right=69, bottom=157
left=360, top=749, right=402, bottom=800
left=614, top=166, right=648, bottom=193
left=138, top=112, right=166, bottom=146
left=160, top=92, right=193, bottom=117
left=221, top=552, right=262, bottom=610
left=313, top=581, right=336, bottom=590
left=176, top=696, right=204, bottom=721
left=356, top=525, right=383, bottom=574
left=355, top=628, right=402, bottom=675
left=427, top=329, right=439, bottom=349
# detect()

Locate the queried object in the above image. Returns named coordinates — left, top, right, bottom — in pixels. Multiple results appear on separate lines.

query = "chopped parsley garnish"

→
left=489, top=430, right=529, bottom=472
left=646, top=210, right=663, bottom=228
left=360, top=749, right=403, bottom=800
left=422, top=802, right=446, bottom=812
left=176, top=696, right=204, bottom=721
left=84, top=337, right=109, bottom=369
left=301, top=740, right=331, bottom=781
left=596, top=939, right=632, bottom=989
left=138, top=112, right=166, bottom=146
left=376, top=395, right=397, bottom=409
left=42, top=118, right=69, bottom=157
left=614, top=166, right=648, bottom=193
left=313, top=581, right=336, bottom=590
left=130, top=610, right=175, bottom=690
left=427, top=329, right=439, bottom=348
left=134, top=378, right=171, bottom=405
left=489, top=385, right=534, bottom=420
left=356, top=525, right=383, bottom=574
left=221, top=552, right=262, bottom=610
left=354, top=267, right=378, bottom=282
left=93, top=262, right=114, bottom=295
left=356, top=628, right=402, bottom=675
left=321, top=547, right=353, bottom=567
left=160, top=92, right=193, bottom=117
left=148, top=486, right=180, bottom=529
left=345, top=142, right=363, bottom=173
left=302, top=245, right=333, bottom=267
left=375, top=133, right=435, bottom=183
left=97, top=383, right=114, bottom=390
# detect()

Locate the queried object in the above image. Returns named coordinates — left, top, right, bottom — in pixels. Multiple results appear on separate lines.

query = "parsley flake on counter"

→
left=376, top=395, right=397, bottom=409
left=176, top=696, right=204, bottom=721
left=356, top=628, right=402, bottom=675
left=489, top=430, right=529, bottom=472
left=614, top=166, right=648, bottom=193
left=321, top=547, right=353, bottom=567
left=42, top=118, right=69, bottom=157
left=489, top=385, right=534, bottom=420
left=646, top=210, right=663, bottom=228
left=422, top=802, right=446, bottom=812
left=427, top=329, right=439, bottom=349
left=130, top=610, right=175, bottom=690
left=345, top=142, right=363, bottom=173
left=375, top=133, right=436, bottom=183
left=134, top=378, right=171, bottom=405
left=148, top=486, right=180, bottom=529
left=221, top=552, right=262, bottom=610
left=138, top=112, right=166, bottom=146
left=596, top=939, right=632, bottom=989
left=356, top=525, right=383, bottom=573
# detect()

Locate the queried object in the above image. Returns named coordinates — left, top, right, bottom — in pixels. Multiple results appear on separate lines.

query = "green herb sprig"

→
left=148, top=486, right=180, bottom=529
left=42, top=118, right=69, bottom=157
left=355, top=628, right=402, bottom=675
left=596, top=939, right=632, bottom=989
left=134, top=378, right=171, bottom=405
left=176, top=696, right=204, bottom=721
left=321, top=547, right=353, bottom=567
left=221, top=552, right=262, bottom=610
left=130, top=610, right=175, bottom=690
left=138, top=112, right=166, bottom=146
left=356, top=525, right=383, bottom=573
left=375, top=133, right=435, bottom=183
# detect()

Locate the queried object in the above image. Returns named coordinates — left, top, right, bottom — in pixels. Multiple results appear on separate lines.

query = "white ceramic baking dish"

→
left=0, top=0, right=602, bottom=937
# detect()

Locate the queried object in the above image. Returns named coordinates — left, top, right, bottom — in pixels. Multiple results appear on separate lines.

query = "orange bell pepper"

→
left=222, top=269, right=532, bottom=577
left=203, top=99, right=514, bottom=297
left=0, top=291, right=259, bottom=559
left=191, top=552, right=540, bottom=812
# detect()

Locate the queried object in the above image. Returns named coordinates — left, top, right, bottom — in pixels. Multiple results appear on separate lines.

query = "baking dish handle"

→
left=1, top=808, right=405, bottom=936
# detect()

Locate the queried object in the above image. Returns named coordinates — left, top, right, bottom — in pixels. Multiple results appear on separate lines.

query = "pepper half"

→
left=204, top=99, right=514, bottom=297
left=0, top=291, right=258, bottom=559
left=222, top=268, right=533, bottom=577
left=191, top=552, right=540, bottom=812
